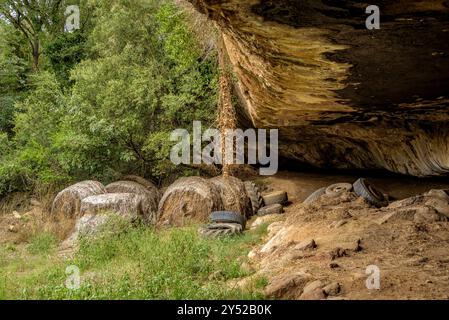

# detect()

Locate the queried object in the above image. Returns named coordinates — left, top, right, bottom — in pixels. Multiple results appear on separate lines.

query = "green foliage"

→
left=0, top=223, right=268, bottom=300
left=28, top=233, right=58, bottom=255
left=0, top=0, right=218, bottom=195
left=0, top=22, right=29, bottom=133
left=44, top=32, right=88, bottom=88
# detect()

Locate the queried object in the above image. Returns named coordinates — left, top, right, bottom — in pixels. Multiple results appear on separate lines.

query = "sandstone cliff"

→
left=188, top=0, right=449, bottom=176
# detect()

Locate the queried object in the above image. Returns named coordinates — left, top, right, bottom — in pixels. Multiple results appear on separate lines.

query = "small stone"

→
left=425, top=189, right=449, bottom=201
left=354, top=239, right=363, bottom=252
left=414, top=207, right=444, bottom=223
left=323, top=282, right=341, bottom=296
left=241, top=262, right=254, bottom=273
left=257, top=204, right=284, bottom=216
left=329, top=219, right=347, bottom=229
left=12, top=211, right=22, bottom=220
left=425, top=198, right=449, bottom=218
left=426, top=280, right=433, bottom=284
left=302, top=280, right=325, bottom=295
left=294, top=239, right=317, bottom=251
left=329, top=262, right=340, bottom=269
left=329, top=247, right=348, bottom=260
left=8, top=225, right=17, bottom=233
left=299, top=287, right=326, bottom=300
left=30, top=199, right=42, bottom=207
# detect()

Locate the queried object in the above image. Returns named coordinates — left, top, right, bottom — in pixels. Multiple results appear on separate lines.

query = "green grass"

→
left=0, top=221, right=269, bottom=300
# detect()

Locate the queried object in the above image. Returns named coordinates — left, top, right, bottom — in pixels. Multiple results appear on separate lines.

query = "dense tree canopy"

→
left=0, top=0, right=218, bottom=196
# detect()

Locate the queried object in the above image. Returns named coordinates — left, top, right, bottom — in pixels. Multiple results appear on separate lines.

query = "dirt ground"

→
left=2, top=170, right=449, bottom=300
left=243, top=171, right=449, bottom=300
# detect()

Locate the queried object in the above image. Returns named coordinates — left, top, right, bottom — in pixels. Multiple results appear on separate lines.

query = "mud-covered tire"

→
left=262, top=191, right=288, bottom=206
left=257, top=204, right=284, bottom=216
left=210, top=211, right=247, bottom=229
left=198, top=223, right=243, bottom=238
left=244, top=181, right=263, bottom=215
left=303, top=187, right=327, bottom=204
left=353, top=178, right=388, bottom=207
left=325, top=183, right=353, bottom=197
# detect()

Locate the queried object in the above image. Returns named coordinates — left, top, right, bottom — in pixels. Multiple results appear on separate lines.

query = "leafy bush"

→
left=0, top=0, right=218, bottom=196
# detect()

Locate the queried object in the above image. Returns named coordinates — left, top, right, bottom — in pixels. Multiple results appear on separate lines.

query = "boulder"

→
left=158, top=177, right=224, bottom=227
left=51, top=181, right=107, bottom=217
left=210, top=176, right=252, bottom=218
left=105, top=181, right=160, bottom=225
left=264, top=272, right=311, bottom=299
left=80, top=193, right=144, bottom=220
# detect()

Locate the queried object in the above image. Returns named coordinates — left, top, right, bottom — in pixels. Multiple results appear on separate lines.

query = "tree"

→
left=0, top=0, right=64, bottom=70
left=0, top=20, right=29, bottom=133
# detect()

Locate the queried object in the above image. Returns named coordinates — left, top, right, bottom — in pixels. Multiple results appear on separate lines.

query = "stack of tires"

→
left=198, top=211, right=247, bottom=238
left=303, top=178, right=389, bottom=207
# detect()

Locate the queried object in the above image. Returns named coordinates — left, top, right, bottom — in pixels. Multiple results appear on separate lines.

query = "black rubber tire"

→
left=353, top=178, right=388, bottom=207
left=210, top=211, right=247, bottom=229
left=262, top=191, right=288, bottom=206
left=303, top=187, right=327, bottom=204
left=257, top=204, right=284, bottom=216
left=244, top=181, right=263, bottom=215
left=199, top=223, right=243, bottom=238
left=325, top=183, right=353, bottom=196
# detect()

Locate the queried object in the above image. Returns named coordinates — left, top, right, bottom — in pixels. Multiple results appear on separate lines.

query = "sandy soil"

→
left=244, top=171, right=449, bottom=300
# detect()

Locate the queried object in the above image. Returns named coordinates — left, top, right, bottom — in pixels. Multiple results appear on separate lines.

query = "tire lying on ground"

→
left=158, top=177, right=224, bottom=227
left=303, top=187, right=327, bottom=204
left=325, top=183, right=353, bottom=197
left=353, top=178, right=389, bottom=207
left=244, top=181, right=264, bottom=216
left=257, top=204, right=284, bottom=216
left=262, top=191, right=288, bottom=206
left=210, top=176, right=252, bottom=219
left=105, top=181, right=160, bottom=225
left=51, top=180, right=107, bottom=217
left=80, top=193, right=145, bottom=221
left=198, top=223, right=243, bottom=238
left=210, top=211, right=247, bottom=229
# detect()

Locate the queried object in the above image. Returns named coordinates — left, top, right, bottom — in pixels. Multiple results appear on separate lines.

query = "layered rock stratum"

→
left=188, top=0, right=449, bottom=176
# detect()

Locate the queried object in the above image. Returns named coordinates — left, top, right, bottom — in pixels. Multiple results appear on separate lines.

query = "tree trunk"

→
left=31, top=39, right=40, bottom=71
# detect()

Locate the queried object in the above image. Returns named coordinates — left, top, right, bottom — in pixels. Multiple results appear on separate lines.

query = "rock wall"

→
left=187, top=0, right=449, bottom=176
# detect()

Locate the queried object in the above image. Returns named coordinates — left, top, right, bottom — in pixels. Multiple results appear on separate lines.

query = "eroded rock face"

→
left=188, top=0, right=449, bottom=176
